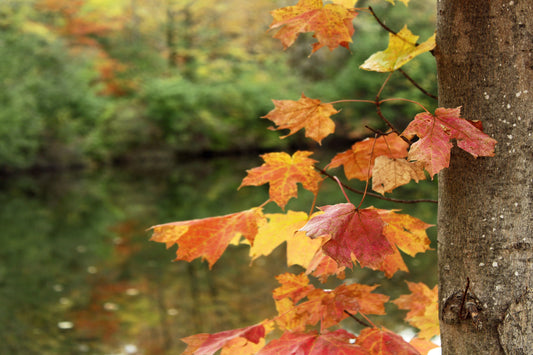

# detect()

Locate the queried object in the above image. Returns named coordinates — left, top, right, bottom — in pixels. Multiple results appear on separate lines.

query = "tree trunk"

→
left=435, top=1, right=532, bottom=354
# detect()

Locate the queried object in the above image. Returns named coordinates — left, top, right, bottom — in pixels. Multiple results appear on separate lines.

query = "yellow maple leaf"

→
left=360, top=26, right=435, bottom=72
left=385, top=0, right=410, bottom=5
left=331, top=0, right=358, bottom=7
left=249, top=211, right=309, bottom=261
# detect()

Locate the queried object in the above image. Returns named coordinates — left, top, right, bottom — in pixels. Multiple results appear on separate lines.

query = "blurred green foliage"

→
left=0, top=0, right=436, bottom=171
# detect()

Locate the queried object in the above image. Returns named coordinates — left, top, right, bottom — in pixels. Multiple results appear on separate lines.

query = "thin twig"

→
left=333, top=176, right=351, bottom=203
left=343, top=310, right=371, bottom=328
left=374, top=74, right=411, bottom=144
left=364, top=125, right=388, bottom=136
left=398, top=68, right=438, bottom=100
left=459, top=277, right=471, bottom=320
left=317, top=167, right=438, bottom=204
left=368, top=6, right=397, bottom=36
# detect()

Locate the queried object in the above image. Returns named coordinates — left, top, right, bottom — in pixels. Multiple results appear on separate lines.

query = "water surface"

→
left=0, top=155, right=437, bottom=354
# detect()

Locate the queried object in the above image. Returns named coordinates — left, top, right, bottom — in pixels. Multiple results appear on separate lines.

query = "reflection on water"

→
left=0, top=155, right=437, bottom=354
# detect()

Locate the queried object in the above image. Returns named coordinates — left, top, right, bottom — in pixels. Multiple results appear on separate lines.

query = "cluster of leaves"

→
left=150, top=0, right=497, bottom=354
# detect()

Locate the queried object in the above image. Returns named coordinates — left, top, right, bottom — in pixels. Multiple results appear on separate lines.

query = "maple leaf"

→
left=286, top=226, right=324, bottom=270
left=249, top=211, right=309, bottom=261
left=273, top=272, right=315, bottom=303
left=182, top=323, right=266, bottom=355
left=402, top=107, right=497, bottom=177
left=220, top=336, right=266, bottom=355
left=372, top=157, right=426, bottom=194
left=300, top=204, right=395, bottom=269
left=386, top=0, right=410, bottom=5
left=327, top=133, right=409, bottom=181
left=305, top=246, right=346, bottom=282
left=393, top=282, right=439, bottom=340
left=269, top=0, right=358, bottom=53
left=263, top=94, right=338, bottom=144
left=360, top=26, right=435, bottom=72
left=331, top=0, right=358, bottom=7
left=409, top=338, right=439, bottom=355
left=239, top=151, right=323, bottom=209
left=274, top=273, right=388, bottom=331
left=257, top=330, right=367, bottom=355
left=375, top=208, right=433, bottom=277
left=149, top=208, right=265, bottom=268
left=377, top=209, right=433, bottom=258
left=356, top=328, right=420, bottom=354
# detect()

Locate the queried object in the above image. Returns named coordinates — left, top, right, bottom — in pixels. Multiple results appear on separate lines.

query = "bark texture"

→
left=436, top=0, right=532, bottom=354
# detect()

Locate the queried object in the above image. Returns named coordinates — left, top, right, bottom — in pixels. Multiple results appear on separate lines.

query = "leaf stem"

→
left=379, top=98, right=430, bottom=113
left=356, top=134, right=377, bottom=209
left=328, top=99, right=376, bottom=105
left=308, top=180, right=323, bottom=215
left=333, top=176, right=351, bottom=203
left=316, top=167, right=437, bottom=204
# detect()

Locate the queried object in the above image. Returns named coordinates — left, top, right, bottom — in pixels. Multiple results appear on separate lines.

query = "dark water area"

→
left=0, top=155, right=438, bottom=354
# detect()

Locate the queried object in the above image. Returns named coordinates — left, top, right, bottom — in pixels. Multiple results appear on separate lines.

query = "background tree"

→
left=436, top=0, right=532, bottom=353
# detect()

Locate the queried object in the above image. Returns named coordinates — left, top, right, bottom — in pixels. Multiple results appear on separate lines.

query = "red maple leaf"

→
left=149, top=208, right=265, bottom=268
left=300, top=204, right=395, bottom=269
left=356, top=328, right=420, bottom=354
left=269, top=0, right=358, bottom=53
left=263, top=94, right=338, bottom=144
left=182, top=323, right=266, bottom=355
left=402, top=107, right=497, bottom=177
left=257, top=330, right=367, bottom=355
left=327, top=133, right=409, bottom=181
left=239, top=151, right=324, bottom=209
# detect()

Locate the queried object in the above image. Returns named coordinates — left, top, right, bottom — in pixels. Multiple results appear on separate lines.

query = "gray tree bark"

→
left=435, top=0, right=532, bottom=354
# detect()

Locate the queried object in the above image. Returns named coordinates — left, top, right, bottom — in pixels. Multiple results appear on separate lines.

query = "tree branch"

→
left=316, top=167, right=438, bottom=204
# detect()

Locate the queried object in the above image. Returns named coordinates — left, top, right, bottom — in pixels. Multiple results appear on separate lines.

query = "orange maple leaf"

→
left=239, top=151, right=323, bottom=209
left=149, top=208, right=265, bottom=268
left=182, top=323, right=266, bottom=355
left=393, top=282, right=439, bottom=340
left=263, top=94, right=338, bottom=144
left=269, top=0, right=358, bottom=53
left=274, top=273, right=388, bottom=331
left=356, top=328, right=420, bottom=354
left=327, top=133, right=409, bottom=181
left=374, top=208, right=433, bottom=277
left=257, top=329, right=367, bottom=355
left=402, top=107, right=497, bottom=178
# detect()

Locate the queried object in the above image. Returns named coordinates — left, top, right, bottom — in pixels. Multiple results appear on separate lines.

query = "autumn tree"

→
left=148, top=0, right=531, bottom=354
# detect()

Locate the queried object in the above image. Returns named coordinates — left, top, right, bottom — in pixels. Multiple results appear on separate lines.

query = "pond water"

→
left=0, top=155, right=438, bottom=354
